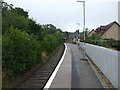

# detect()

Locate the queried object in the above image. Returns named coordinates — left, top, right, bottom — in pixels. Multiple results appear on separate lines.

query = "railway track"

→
left=16, top=45, right=65, bottom=88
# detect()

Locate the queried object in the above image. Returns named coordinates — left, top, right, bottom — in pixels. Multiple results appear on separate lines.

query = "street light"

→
left=76, top=23, right=80, bottom=30
left=76, top=23, right=80, bottom=44
left=77, top=0, right=87, bottom=60
left=76, top=23, right=80, bottom=38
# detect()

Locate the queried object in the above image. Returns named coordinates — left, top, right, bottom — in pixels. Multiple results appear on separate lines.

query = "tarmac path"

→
left=67, top=43, right=103, bottom=88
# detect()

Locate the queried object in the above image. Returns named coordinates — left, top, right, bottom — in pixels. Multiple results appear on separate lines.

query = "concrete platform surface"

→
left=50, top=44, right=71, bottom=88
left=45, top=43, right=103, bottom=89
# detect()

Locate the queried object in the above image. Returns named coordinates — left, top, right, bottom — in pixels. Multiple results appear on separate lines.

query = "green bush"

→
left=42, top=33, right=62, bottom=54
left=3, top=27, right=42, bottom=79
left=72, top=41, right=76, bottom=44
left=2, top=3, right=63, bottom=84
left=88, top=33, right=101, bottom=40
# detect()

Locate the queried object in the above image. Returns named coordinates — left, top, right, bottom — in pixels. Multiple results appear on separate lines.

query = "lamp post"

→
left=77, top=0, right=87, bottom=60
left=76, top=23, right=80, bottom=30
left=76, top=23, right=80, bottom=44
left=76, top=23, right=80, bottom=39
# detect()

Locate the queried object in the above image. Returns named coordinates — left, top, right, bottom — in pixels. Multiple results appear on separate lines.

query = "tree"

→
left=80, top=28, right=90, bottom=41
left=27, top=19, right=43, bottom=40
left=62, top=31, right=68, bottom=39
left=3, top=27, right=42, bottom=79
left=2, top=4, right=30, bottom=34
left=89, top=33, right=101, bottom=40
left=2, top=2, right=64, bottom=87
left=2, top=11, right=30, bottom=33
left=12, top=7, right=29, bottom=18
left=42, top=24, right=57, bottom=34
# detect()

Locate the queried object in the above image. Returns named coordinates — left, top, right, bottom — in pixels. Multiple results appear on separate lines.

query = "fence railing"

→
left=80, top=40, right=120, bottom=51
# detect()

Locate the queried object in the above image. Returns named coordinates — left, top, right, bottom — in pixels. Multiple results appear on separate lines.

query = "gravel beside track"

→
left=16, top=44, right=65, bottom=88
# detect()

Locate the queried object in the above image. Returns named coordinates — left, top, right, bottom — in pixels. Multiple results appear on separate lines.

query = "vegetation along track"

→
left=16, top=44, right=65, bottom=88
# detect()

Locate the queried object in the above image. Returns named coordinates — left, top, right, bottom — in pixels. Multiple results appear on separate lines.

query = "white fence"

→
left=79, top=42, right=119, bottom=88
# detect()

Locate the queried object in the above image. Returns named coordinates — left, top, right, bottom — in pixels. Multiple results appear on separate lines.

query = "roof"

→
left=94, top=21, right=120, bottom=36
left=88, top=29, right=95, bottom=36
left=68, top=30, right=79, bottom=39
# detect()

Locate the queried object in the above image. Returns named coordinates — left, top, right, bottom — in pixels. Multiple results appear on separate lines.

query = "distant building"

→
left=68, top=33, right=75, bottom=42
left=88, top=21, right=120, bottom=40
left=88, top=29, right=96, bottom=37
left=67, top=30, right=80, bottom=42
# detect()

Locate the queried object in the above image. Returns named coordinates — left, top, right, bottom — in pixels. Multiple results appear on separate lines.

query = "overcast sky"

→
left=5, top=0, right=119, bottom=32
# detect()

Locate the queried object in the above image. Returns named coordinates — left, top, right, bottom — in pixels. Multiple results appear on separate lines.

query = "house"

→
left=68, top=32, right=75, bottom=42
left=88, top=29, right=96, bottom=37
left=101, top=21, right=120, bottom=40
left=67, top=30, right=80, bottom=42
left=88, top=21, right=120, bottom=40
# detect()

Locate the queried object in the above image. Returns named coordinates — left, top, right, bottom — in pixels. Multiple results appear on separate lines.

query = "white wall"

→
left=79, top=42, right=119, bottom=88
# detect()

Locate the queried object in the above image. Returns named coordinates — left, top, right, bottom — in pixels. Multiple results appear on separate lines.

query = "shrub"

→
left=72, top=41, right=76, bottom=44
left=42, top=33, right=62, bottom=54
left=2, top=27, right=42, bottom=79
left=88, top=33, right=101, bottom=40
